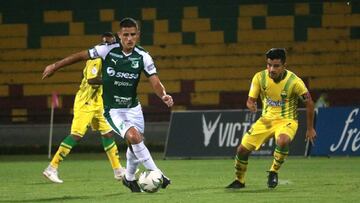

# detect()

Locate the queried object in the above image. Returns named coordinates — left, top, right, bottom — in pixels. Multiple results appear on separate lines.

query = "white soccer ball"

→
left=138, top=170, right=163, bottom=193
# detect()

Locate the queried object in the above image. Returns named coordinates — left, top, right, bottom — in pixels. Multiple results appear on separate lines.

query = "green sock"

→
left=270, top=145, right=289, bottom=172
left=234, top=154, right=248, bottom=184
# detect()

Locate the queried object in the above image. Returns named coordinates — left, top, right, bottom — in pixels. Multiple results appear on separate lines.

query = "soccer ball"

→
left=138, top=170, right=163, bottom=193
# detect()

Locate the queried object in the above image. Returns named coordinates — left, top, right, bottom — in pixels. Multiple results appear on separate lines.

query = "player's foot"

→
left=267, top=171, right=278, bottom=188
left=122, top=177, right=141, bottom=192
left=226, top=180, right=245, bottom=189
left=114, top=167, right=126, bottom=180
left=161, top=174, right=171, bottom=188
left=43, top=165, right=63, bottom=183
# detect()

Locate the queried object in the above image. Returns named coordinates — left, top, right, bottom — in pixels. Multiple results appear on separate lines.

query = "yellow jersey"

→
left=249, top=70, right=308, bottom=120
left=73, top=59, right=103, bottom=112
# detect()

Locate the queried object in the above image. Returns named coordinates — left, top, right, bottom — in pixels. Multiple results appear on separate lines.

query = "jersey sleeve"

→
left=292, top=77, right=308, bottom=96
left=88, top=43, right=118, bottom=60
left=142, top=52, right=157, bottom=77
left=248, top=73, right=261, bottom=99
left=85, top=59, right=102, bottom=80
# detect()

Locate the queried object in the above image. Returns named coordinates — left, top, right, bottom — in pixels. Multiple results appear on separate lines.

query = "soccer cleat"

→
left=267, top=171, right=278, bottom=188
left=226, top=180, right=245, bottom=189
left=43, top=165, right=63, bottom=183
left=122, top=177, right=141, bottom=192
left=161, top=175, right=171, bottom=189
left=114, top=167, right=126, bottom=181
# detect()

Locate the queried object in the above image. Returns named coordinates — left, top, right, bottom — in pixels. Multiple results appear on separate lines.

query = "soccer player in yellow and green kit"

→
left=43, top=33, right=125, bottom=183
left=226, top=48, right=317, bottom=189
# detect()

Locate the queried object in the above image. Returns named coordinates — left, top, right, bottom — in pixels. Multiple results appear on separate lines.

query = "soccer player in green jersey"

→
left=226, top=48, right=317, bottom=189
left=42, top=18, right=173, bottom=192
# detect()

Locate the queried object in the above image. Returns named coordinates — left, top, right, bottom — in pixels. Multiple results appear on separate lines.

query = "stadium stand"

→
left=0, top=0, right=359, bottom=123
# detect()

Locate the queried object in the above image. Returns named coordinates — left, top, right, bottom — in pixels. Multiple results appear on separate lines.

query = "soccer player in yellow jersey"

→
left=43, top=33, right=125, bottom=183
left=226, top=48, right=317, bottom=189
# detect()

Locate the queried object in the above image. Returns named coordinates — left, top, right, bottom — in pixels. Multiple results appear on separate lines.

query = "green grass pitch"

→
left=0, top=153, right=359, bottom=203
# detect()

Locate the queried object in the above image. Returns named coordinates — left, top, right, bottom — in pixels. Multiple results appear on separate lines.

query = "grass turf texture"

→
left=0, top=153, right=359, bottom=203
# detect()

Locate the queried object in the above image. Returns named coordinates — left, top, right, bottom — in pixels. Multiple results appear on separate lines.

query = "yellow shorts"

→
left=70, top=107, right=112, bottom=137
left=241, top=117, right=298, bottom=151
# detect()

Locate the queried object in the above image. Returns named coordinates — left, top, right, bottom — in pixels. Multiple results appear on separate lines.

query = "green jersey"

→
left=89, top=43, right=157, bottom=108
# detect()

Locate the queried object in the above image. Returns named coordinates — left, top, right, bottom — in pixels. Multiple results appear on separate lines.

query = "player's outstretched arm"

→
left=148, top=75, right=174, bottom=107
left=88, top=78, right=102, bottom=85
left=303, top=92, right=317, bottom=145
left=42, top=50, right=89, bottom=79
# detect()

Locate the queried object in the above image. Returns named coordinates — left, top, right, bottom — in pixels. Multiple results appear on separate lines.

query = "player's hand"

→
left=305, top=128, right=317, bottom=145
left=42, top=64, right=56, bottom=79
left=248, top=102, right=257, bottom=113
left=162, top=95, right=174, bottom=107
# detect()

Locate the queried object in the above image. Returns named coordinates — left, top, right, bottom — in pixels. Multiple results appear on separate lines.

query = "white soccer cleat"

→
left=43, top=165, right=63, bottom=183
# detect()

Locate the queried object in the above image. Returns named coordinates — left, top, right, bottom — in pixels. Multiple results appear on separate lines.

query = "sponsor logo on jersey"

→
left=109, top=52, right=123, bottom=58
left=89, top=48, right=99, bottom=58
left=146, top=63, right=155, bottom=72
left=128, top=57, right=141, bottom=61
left=114, top=81, right=132, bottom=87
left=266, top=97, right=285, bottom=107
left=106, top=67, right=139, bottom=79
left=114, top=96, right=132, bottom=107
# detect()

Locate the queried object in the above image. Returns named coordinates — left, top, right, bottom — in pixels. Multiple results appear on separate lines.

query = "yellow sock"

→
left=234, top=155, right=248, bottom=184
left=50, top=135, right=77, bottom=168
left=270, top=145, right=288, bottom=172
left=50, top=145, right=71, bottom=168
left=102, top=137, right=122, bottom=169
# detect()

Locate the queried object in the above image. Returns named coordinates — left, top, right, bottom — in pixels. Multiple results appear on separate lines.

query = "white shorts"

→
left=104, top=104, right=145, bottom=139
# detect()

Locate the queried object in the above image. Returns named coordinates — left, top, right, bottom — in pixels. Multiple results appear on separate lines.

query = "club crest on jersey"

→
left=131, top=61, right=139, bottom=69
left=119, top=121, right=125, bottom=130
left=281, top=90, right=287, bottom=98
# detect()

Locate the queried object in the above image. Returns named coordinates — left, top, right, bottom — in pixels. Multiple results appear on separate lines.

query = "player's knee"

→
left=70, top=134, right=82, bottom=141
left=101, top=131, right=113, bottom=138
left=125, top=127, right=143, bottom=144
left=276, top=134, right=291, bottom=147
left=237, top=144, right=252, bottom=156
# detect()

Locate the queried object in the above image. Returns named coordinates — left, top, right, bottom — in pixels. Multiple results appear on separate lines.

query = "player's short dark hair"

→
left=119, top=17, right=138, bottom=29
left=266, top=48, right=286, bottom=64
left=101, top=32, right=116, bottom=43
left=101, top=32, right=115, bottom=38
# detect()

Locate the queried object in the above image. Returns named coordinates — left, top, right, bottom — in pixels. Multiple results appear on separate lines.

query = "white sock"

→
left=125, top=147, right=140, bottom=181
left=131, top=141, right=158, bottom=171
